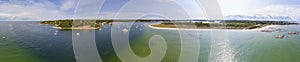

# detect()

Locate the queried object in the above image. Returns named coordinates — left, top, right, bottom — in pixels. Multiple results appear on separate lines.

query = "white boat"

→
left=275, top=35, right=285, bottom=39
left=288, top=32, right=299, bottom=35
left=122, top=29, right=129, bottom=32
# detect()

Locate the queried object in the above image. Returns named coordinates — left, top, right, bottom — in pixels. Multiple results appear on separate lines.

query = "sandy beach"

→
left=148, top=24, right=279, bottom=32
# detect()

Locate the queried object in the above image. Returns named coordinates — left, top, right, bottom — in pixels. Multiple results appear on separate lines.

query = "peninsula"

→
left=150, top=20, right=299, bottom=30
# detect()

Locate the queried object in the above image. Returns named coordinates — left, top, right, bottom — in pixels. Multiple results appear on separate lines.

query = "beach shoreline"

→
left=148, top=24, right=278, bottom=31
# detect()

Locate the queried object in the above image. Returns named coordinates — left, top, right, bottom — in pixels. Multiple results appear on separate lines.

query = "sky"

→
left=0, top=0, right=299, bottom=21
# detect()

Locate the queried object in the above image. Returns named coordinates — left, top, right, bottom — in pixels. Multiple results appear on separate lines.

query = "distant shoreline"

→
left=52, top=26, right=100, bottom=30
left=148, top=21, right=298, bottom=31
left=39, top=19, right=298, bottom=30
left=148, top=24, right=279, bottom=31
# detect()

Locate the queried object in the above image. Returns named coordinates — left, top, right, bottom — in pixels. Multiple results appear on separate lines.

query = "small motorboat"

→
left=288, top=32, right=299, bottom=35
left=76, top=33, right=80, bottom=35
left=275, top=35, right=285, bottom=39
left=122, top=29, right=129, bottom=32
left=275, top=29, right=287, bottom=32
left=262, top=30, right=273, bottom=32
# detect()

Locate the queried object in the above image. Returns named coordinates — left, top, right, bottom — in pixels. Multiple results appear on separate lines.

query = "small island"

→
left=39, top=19, right=113, bottom=30
left=39, top=19, right=156, bottom=30
left=150, top=20, right=299, bottom=30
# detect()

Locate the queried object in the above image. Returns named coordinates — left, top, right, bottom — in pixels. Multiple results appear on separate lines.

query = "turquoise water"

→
left=0, top=21, right=300, bottom=62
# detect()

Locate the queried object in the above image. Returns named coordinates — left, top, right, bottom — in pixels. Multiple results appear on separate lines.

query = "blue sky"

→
left=0, top=0, right=299, bottom=21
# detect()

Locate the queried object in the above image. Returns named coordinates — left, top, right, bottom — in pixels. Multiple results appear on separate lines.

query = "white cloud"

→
left=60, top=0, right=76, bottom=11
left=0, top=0, right=206, bottom=21
left=222, top=5, right=300, bottom=20
left=0, top=0, right=73, bottom=21
left=254, top=5, right=300, bottom=19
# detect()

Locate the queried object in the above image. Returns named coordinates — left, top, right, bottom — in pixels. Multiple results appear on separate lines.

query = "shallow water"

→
left=0, top=21, right=300, bottom=62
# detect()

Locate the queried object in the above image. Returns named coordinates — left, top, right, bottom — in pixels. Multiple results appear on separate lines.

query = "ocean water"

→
left=0, top=21, right=300, bottom=62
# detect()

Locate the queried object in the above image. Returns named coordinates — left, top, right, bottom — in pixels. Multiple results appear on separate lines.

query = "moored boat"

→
left=262, top=30, right=273, bottom=32
left=275, top=35, right=285, bottom=39
left=122, top=28, right=129, bottom=32
left=288, top=32, right=299, bottom=35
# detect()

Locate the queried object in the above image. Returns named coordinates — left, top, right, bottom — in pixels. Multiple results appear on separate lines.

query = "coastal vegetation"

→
left=39, top=19, right=113, bottom=29
left=39, top=19, right=160, bottom=29
left=40, top=19, right=298, bottom=30
left=151, top=20, right=299, bottom=30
